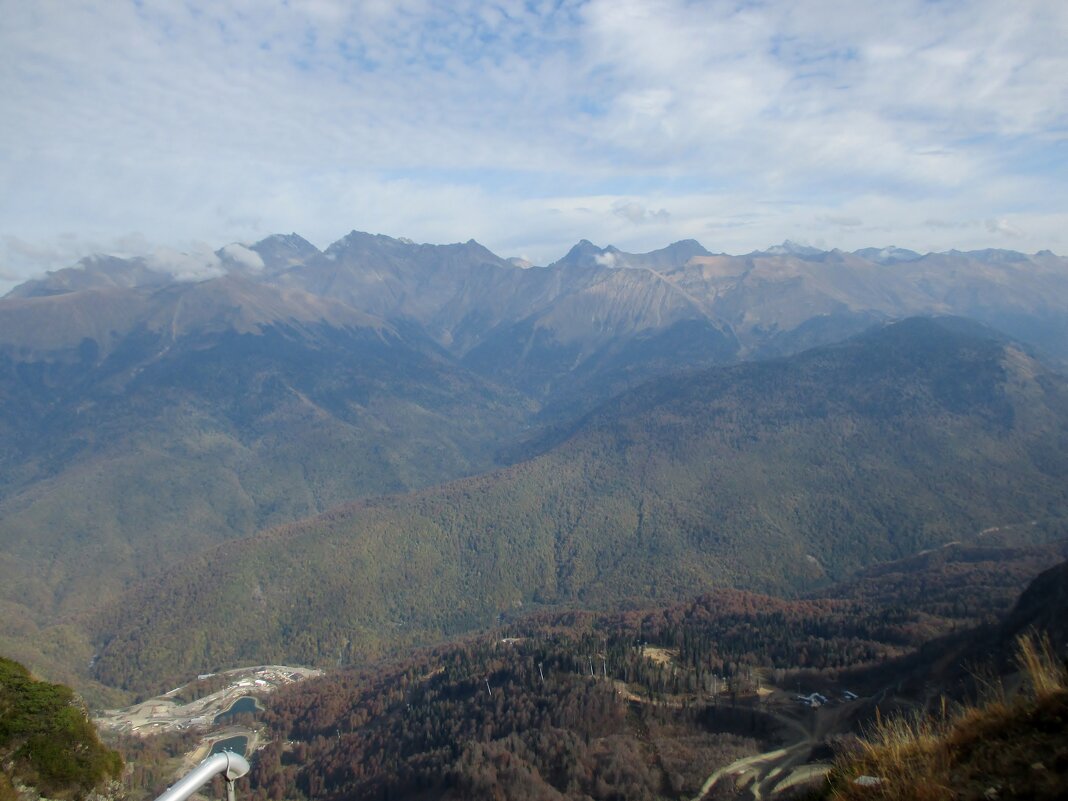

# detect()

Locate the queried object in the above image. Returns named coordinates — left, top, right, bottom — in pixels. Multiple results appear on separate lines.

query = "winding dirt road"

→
left=690, top=703, right=834, bottom=800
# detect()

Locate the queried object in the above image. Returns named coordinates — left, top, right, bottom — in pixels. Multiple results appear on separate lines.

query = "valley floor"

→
left=94, top=665, right=321, bottom=739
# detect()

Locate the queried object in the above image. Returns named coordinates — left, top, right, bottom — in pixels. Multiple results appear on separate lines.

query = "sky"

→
left=2, top=0, right=1067, bottom=287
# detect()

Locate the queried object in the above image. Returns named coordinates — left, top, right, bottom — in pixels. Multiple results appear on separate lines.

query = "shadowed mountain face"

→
left=269, top=232, right=743, bottom=413
left=89, top=318, right=1068, bottom=692
left=27, top=234, right=1064, bottom=404
left=0, top=275, right=533, bottom=688
left=255, top=234, right=1068, bottom=414
left=8, top=234, right=1068, bottom=404
left=1001, top=559, right=1068, bottom=646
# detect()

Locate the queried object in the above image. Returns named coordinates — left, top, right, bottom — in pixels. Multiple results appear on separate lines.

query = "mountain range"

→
left=2, top=232, right=1068, bottom=697
left=89, top=317, right=1068, bottom=692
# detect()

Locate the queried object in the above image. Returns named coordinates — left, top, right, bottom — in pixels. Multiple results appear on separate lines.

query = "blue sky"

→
left=1, top=0, right=1066, bottom=286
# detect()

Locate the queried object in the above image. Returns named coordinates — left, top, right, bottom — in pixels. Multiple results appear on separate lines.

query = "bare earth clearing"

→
left=93, top=665, right=321, bottom=776
left=94, top=665, right=321, bottom=738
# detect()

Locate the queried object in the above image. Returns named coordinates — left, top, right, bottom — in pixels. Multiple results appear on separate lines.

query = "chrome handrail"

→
left=154, top=751, right=250, bottom=801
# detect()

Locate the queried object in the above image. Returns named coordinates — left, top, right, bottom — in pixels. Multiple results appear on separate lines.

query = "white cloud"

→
left=0, top=0, right=1065, bottom=286
left=985, top=217, right=1023, bottom=239
left=220, top=243, right=266, bottom=272
left=147, top=246, right=226, bottom=282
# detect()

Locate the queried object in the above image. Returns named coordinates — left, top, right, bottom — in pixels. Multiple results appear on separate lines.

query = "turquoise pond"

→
left=209, top=736, right=248, bottom=757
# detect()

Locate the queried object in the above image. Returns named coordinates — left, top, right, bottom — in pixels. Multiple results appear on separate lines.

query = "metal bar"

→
left=154, top=751, right=250, bottom=801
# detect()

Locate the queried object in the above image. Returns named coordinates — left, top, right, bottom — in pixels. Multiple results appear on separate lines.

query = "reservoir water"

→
left=213, top=696, right=262, bottom=725
left=209, top=736, right=248, bottom=757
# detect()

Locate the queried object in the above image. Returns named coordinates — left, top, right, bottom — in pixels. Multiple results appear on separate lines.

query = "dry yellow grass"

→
left=826, top=632, right=1068, bottom=801
left=1014, top=632, right=1064, bottom=700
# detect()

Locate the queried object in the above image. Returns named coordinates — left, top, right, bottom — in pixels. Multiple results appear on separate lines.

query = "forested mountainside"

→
left=811, top=539, right=1068, bottom=623
left=89, top=318, right=1068, bottom=693
left=171, top=549, right=1066, bottom=801
left=0, top=281, right=529, bottom=608
left=0, top=277, right=533, bottom=697
left=101, top=543, right=1068, bottom=801
left=3, top=233, right=1068, bottom=695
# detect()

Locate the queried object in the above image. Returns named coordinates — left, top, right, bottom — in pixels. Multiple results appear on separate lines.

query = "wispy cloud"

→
left=985, top=217, right=1024, bottom=238
left=613, top=200, right=670, bottom=225
left=1, top=0, right=1065, bottom=287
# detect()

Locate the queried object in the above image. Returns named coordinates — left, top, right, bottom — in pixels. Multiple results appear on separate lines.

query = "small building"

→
left=797, top=692, right=828, bottom=708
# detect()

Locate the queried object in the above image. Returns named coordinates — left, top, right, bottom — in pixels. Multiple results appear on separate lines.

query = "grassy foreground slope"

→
left=91, top=318, right=1068, bottom=692
left=802, top=559, right=1068, bottom=800
left=829, top=633, right=1068, bottom=800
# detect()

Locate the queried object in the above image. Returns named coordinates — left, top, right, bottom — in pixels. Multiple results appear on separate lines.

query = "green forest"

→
left=90, top=320, right=1068, bottom=694
left=199, top=543, right=1065, bottom=801
left=0, top=658, right=122, bottom=800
